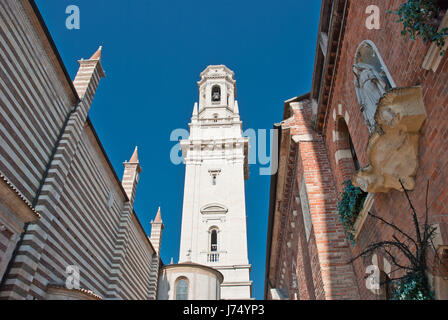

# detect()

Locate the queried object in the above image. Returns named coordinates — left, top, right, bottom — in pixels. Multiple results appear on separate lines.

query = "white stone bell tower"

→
left=179, top=65, right=252, bottom=300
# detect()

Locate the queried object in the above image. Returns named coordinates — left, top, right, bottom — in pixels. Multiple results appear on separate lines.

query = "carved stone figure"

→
left=352, top=87, right=427, bottom=193
left=353, top=63, right=388, bottom=132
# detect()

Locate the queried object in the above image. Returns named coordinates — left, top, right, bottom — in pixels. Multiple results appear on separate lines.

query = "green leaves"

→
left=391, top=271, right=435, bottom=300
left=389, top=0, right=447, bottom=56
left=337, top=180, right=368, bottom=244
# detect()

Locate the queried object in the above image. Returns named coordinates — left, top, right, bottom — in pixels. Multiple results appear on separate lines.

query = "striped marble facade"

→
left=0, top=0, right=161, bottom=300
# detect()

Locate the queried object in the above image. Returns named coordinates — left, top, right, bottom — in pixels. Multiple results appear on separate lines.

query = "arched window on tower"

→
left=212, top=85, right=221, bottom=102
left=353, top=41, right=395, bottom=132
left=175, top=278, right=189, bottom=300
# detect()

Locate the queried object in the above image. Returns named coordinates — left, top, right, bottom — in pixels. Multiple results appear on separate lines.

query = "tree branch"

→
left=400, top=180, right=423, bottom=247
left=368, top=211, right=417, bottom=249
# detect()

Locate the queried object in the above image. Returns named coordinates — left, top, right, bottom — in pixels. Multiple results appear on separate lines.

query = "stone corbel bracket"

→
left=353, top=86, right=427, bottom=193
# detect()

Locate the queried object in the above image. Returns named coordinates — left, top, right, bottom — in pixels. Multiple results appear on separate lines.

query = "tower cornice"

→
left=197, top=65, right=237, bottom=93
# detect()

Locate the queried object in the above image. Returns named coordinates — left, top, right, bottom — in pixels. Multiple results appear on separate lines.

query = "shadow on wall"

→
left=157, top=272, right=170, bottom=300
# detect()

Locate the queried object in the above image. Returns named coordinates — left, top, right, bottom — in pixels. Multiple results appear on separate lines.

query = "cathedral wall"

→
left=0, top=0, right=75, bottom=203
left=321, top=0, right=448, bottom=299
left=0, top=218, right=21, bottom=283
left=2, top=123, right=156, bottom=300
left=118, top=214, right=154, bottom=299
left=0, top=0, right=157, bottom=300
left=30, top=128, right=124, bottom=299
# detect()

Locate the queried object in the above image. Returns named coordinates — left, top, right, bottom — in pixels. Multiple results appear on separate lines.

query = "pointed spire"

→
left=192, top=102, right=198, bottom=117
left=90, top=46, right=102, bottom=61
left=74, top=46, right=105, bottom=100
left=129, top=146, right=139, bottom=163
left=122, top=146, right=141, bottom=207
left=154, top=206, right=163, bottom=223
left=170, top=257, right=174, bottom=265
left=150, top=206, right=164, bottom=254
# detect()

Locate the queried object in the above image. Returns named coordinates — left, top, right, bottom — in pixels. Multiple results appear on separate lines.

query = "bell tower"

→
left=179, top=65, right=252, bottom=300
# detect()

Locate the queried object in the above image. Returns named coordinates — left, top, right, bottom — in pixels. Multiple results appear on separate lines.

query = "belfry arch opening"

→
left=212, top=85, right=221, bottom=102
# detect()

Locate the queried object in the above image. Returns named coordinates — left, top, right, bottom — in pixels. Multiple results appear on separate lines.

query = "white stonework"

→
left=157, top=263, right=223, bottom=300
left=179, top=65, right=252, bottom=300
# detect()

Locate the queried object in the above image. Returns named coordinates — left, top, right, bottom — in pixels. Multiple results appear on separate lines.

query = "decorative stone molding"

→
left=292, top=134, right=314, bottom=143
left=353, top=193, right=375, bottom=239
left=0, top=173, right=40, bottom=222
left=200, top=203, right=228, bottom=215
left=422, top=11, right=448, bottom=72
left=335, top=149, right=353, bottom=165
left=45, top=284, right=103, bottom=300
left=353, top=87, right=427, bottom=193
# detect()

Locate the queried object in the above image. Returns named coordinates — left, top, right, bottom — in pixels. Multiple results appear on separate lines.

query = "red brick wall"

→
left=322, top=0, right=448, bottom=299
left=271, top=100, right=360, bottom=300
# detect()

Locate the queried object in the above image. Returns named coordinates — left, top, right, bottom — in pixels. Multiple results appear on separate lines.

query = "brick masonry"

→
left=266, top=0, right=448, bottom=300
left=323, top=0, right=448, bottom=300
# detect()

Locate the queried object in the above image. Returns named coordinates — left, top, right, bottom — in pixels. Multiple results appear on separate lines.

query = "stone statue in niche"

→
left=353, top=63, right=388, bottom=132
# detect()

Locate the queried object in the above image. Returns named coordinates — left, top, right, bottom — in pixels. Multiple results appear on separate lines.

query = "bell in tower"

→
left=212, top=85, right=221, bottom=102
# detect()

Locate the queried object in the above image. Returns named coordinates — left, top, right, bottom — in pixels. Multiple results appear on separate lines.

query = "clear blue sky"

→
left=35, top=0, right=321, bottom=300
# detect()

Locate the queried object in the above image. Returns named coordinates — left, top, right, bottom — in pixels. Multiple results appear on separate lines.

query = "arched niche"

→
left=353, top=40, right=396, bottom=132
left=355, top=40, right=395, bottom=88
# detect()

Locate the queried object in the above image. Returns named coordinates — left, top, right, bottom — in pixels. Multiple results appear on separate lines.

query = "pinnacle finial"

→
left=192, top=102, right=198, bottom=117
left=234, top=100, right=239, bottom=114
left=90, top=46, right=102, bottom=60
left=129, top=146, right=139, bottom=163
left=154, top=206, right=163, bottom=223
